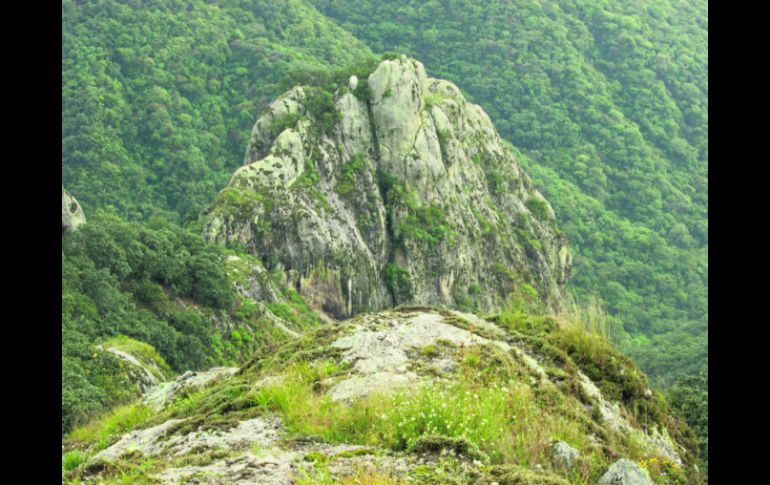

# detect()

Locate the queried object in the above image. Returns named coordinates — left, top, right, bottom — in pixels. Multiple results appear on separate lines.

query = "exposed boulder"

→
left=62, top=187, right=86, bottom=233
left=142, top=367, right=239, bottom=412
left=205, top=55, right=571, bottom=320
left=551, top=440, right=579, bottom=473
left=598, top=459, right=653, bottom=485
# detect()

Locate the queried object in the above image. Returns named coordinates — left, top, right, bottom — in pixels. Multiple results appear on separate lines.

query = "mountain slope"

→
left=61, top=207, right=326, bottom=434
left=62, top=0, right=373, bottom=221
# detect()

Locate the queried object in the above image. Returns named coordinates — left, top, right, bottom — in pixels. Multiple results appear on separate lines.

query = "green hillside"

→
left=309, top=0, right=708, bottom=384
left=62, top=212, right=321, bottom=434
left=62, top=0, right=373, bottom=221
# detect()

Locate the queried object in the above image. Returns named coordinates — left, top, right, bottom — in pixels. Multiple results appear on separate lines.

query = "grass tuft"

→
left=66, top=403, right=153, bottom=450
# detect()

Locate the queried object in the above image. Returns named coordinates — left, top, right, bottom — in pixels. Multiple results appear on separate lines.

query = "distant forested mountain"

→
left=62, top=0, right=373, bottom=220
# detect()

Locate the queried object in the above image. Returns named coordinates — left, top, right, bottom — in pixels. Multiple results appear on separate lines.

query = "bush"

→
left=304, top=87, right=341, bottom=136
left=384, top=264, right=412, bottom=302
left=336, top=153, right=370, bottom=197
left=525, top=198, right=551, bottom=221
left=268, top=112, right=303, bottom=138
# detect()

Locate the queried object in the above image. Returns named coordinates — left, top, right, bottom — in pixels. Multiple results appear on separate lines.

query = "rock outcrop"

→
left=67, top=307, right=697, bottom=484
left=598, top=459, right=653, bottom=485
left=62, top=187, right=86, bottom=233
left=205, top=55, right=571, bottom=320
left=142, top=367, right=239, bottom=412
left=551, top=440, right=579, bottom=473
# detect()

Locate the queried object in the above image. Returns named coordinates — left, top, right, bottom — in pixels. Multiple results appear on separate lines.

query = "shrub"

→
left=268, top=112, right=303, bottom=138
left=399, top=205, right=451, bottom=247
left=526, top=197, right=551, bottom=221
left=384, top=264, right=412, bottom=302
left=336, top=153, right=370, bottom=197
left=304, top=87, right=340, bottom=136
left=62, top=450, right=87, bottom=472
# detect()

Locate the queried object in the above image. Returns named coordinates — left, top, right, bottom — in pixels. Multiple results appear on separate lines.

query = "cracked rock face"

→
left=329, top=310, right=511, bottom=401
left=205, top=55, right=571, bottom=320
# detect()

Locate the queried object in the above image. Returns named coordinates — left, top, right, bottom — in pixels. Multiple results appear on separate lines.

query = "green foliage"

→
left=399, top=205, right=451, bottom=247
left=485, top=168, right=506, bottom=196
left=384, top=264, right=412, bottom=303
left=304, top=87, right=341, bottom=136
left=291, top=159, right=322, bottom=190
left=99, top=336, right=170, bottom=379
left=526, top=198, right=551, bottom=221
left=379, top=172, right=452, bottom=247
left=67, top=403, right=152, bottom=451
left=61, top=212, right=239, bottom=434
left=378, top=172, right=408, bottom=207
left=235, top=354, right=596, bottom=476
left=487, top=465, right=571, bottom=485
left=668, top=368, right=708, bottom=475
left=268, top=112, right=303, bottom=138
left=311, top=0, right=708, bottom=386
left=548, top=325, right=664, bottom=429
left=62, top=0, right=373, bottom=221
left=422, top=91, right=445, bottom=111
left=420, top=345, right=438, bottom=358
left=62, top=451, right=87, bottom=472
left=336, top=153, right=370, bottom=197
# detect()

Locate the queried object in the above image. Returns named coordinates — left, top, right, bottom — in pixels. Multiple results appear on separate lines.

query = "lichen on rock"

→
left=204, top=55, right=571, bottom=321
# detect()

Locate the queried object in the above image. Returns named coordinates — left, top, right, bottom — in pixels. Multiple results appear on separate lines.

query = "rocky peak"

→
left=205, top=55, right=571, bottom=320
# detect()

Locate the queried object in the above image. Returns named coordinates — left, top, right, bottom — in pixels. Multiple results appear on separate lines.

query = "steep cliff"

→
left=204, top=55, right=571, bottom=320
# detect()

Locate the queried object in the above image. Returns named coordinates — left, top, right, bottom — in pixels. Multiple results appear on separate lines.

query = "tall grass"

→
left=250, top=358, right=589, bottom=470
left=62, top=450, right=87, bottom=472
left=66, top=403, right=153, bottom=450
left=555, top=295, right=619, bottom=341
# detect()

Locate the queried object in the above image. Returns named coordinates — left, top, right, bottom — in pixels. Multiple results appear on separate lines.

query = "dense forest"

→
left=62, top=0, right=707, bottom=476
left=62, top=212, right=233, bottom=432
left=62, top=211, right=323, bottom=434
left=62, top=0, right=373, bottom=220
